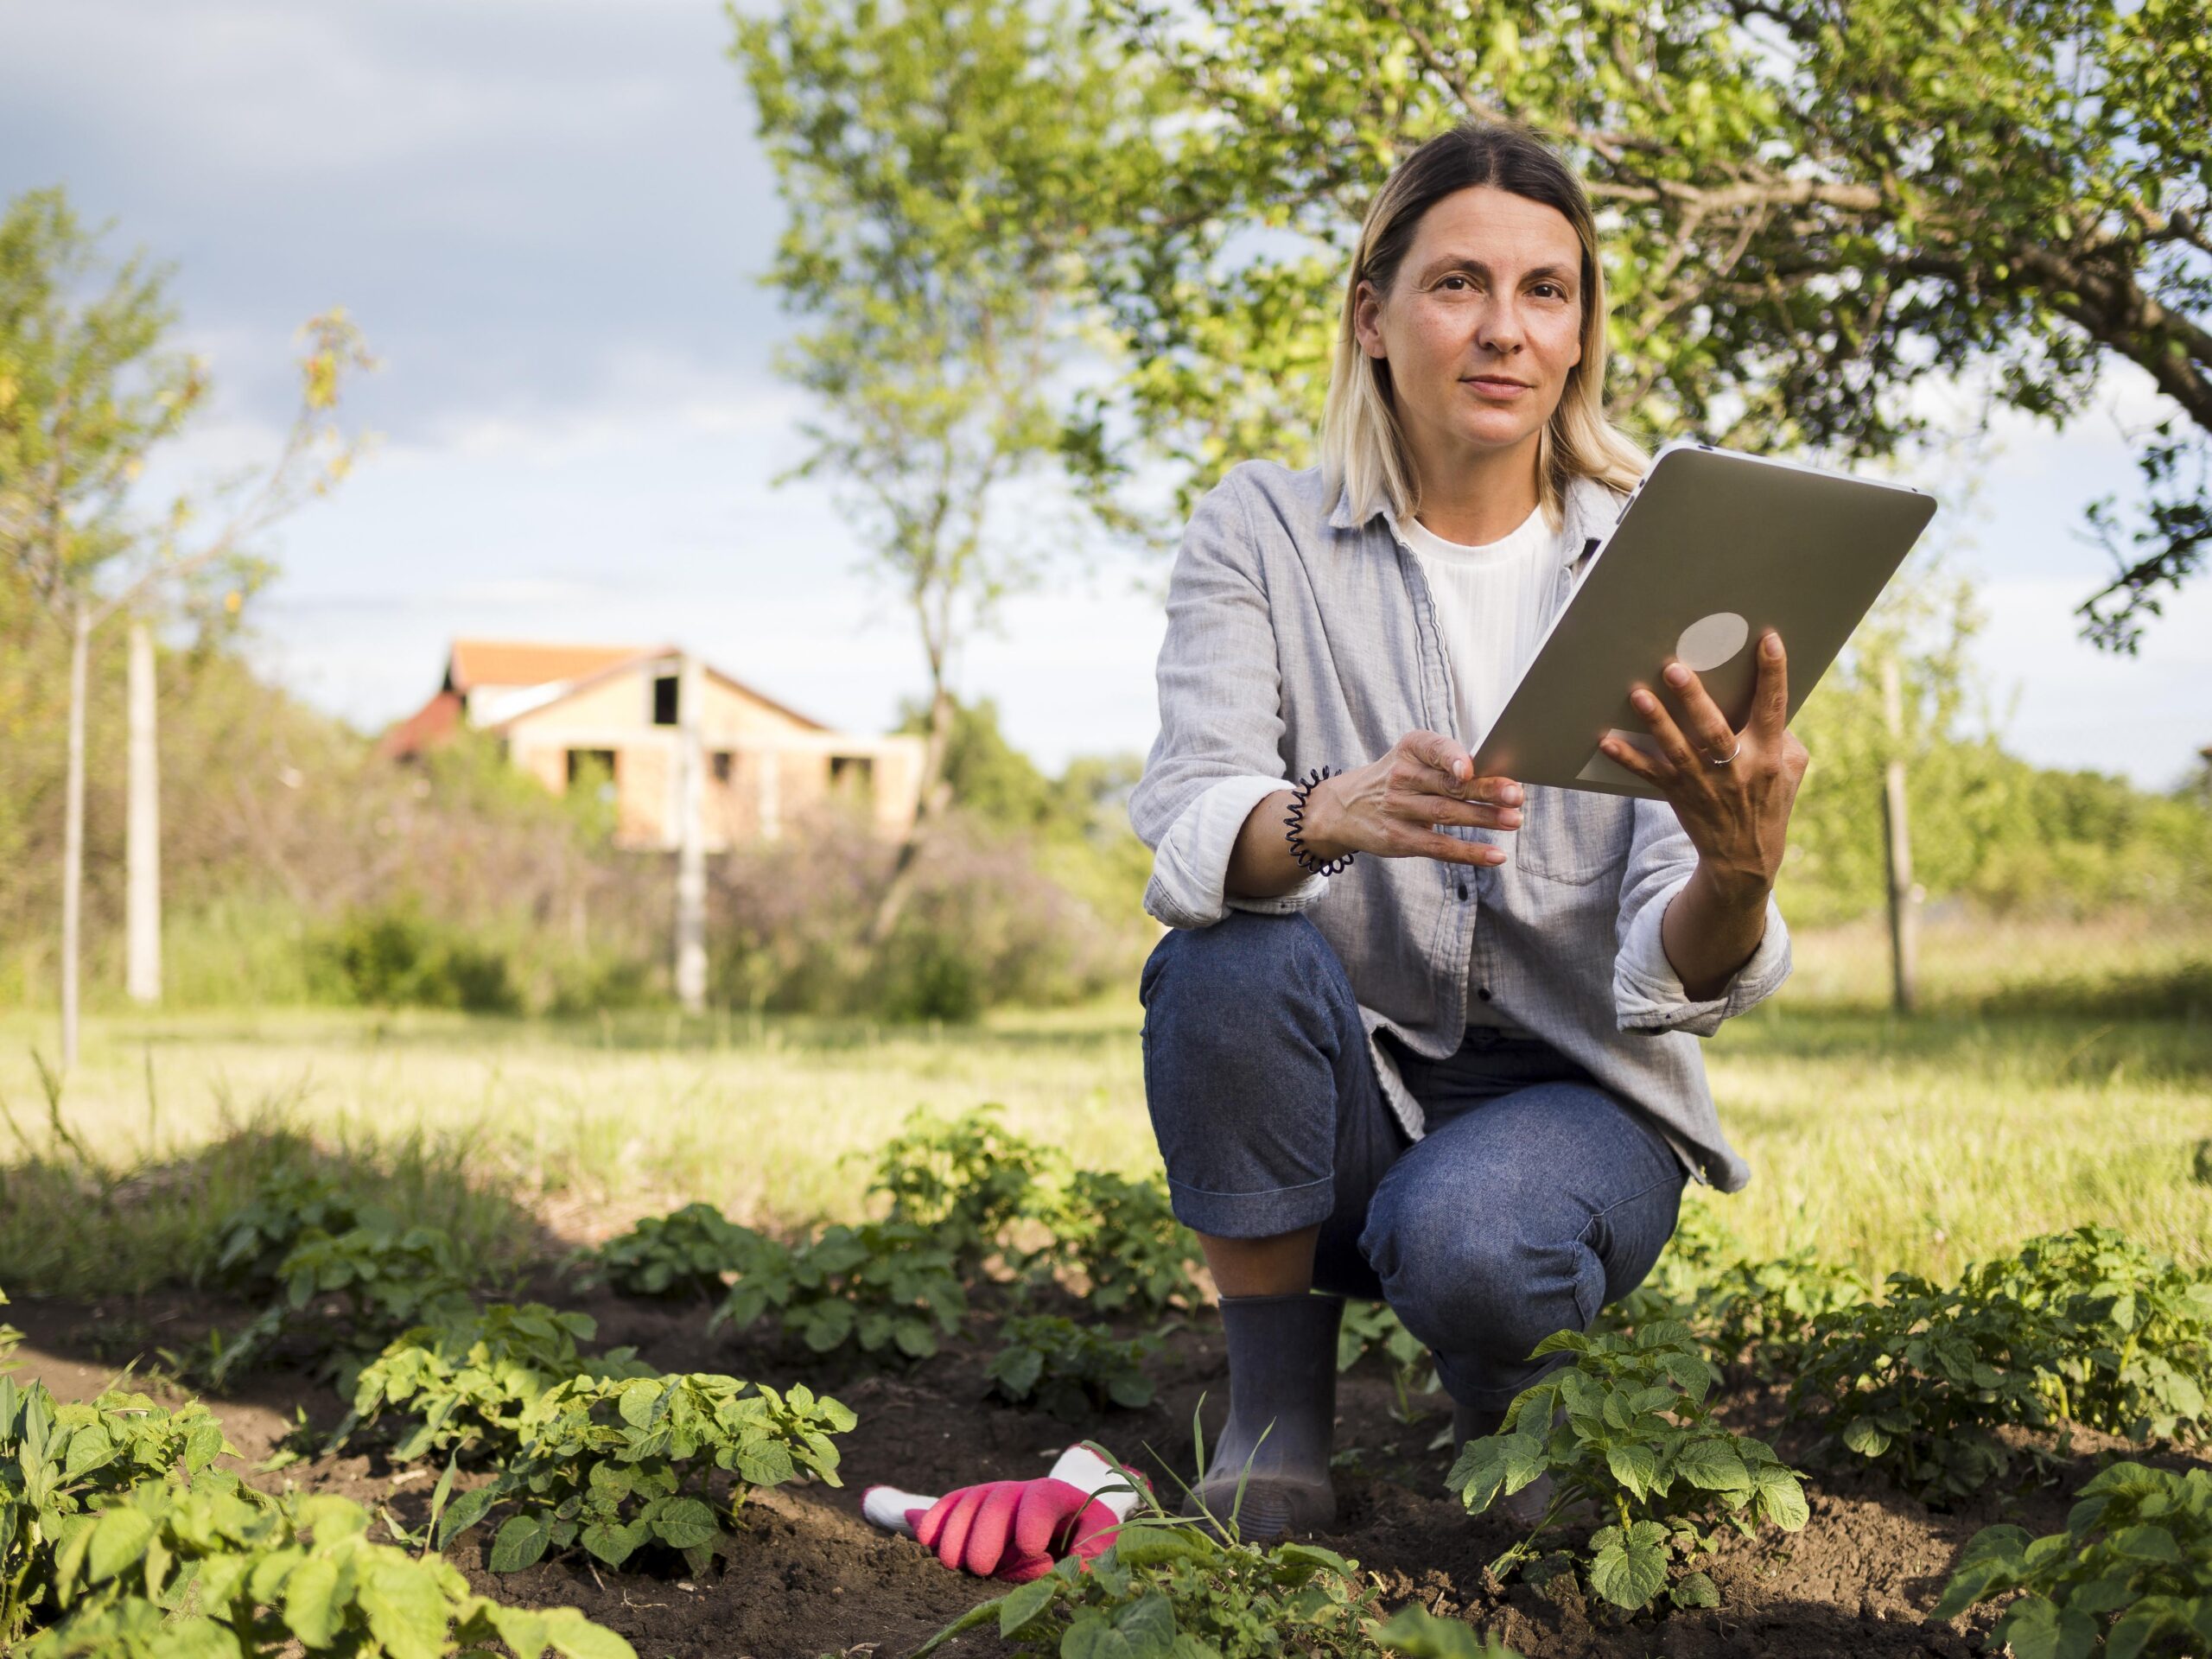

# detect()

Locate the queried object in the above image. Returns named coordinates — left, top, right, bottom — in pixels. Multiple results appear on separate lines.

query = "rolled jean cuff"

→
left=1433, top=1350, right=1572, bottom=1414
left=1165, top=1172, right=1338, bottom=1239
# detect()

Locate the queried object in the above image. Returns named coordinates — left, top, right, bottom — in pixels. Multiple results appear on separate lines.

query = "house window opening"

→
left=830, top=754, right=874, bottom=796
left=652, top=674, right=680, bottom=726
left=711, top=751, right=734, bottom=784
left=566, top=748, right=618, bottom=804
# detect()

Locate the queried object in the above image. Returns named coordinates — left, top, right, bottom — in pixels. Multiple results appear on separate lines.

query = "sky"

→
left=8, top=0, right=2209, bottom=790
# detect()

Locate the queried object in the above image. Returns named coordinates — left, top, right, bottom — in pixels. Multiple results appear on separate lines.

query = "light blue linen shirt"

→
left=1128, top=459, right=1791, bottom=1192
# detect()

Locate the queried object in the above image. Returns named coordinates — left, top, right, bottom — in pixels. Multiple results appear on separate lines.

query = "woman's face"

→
left=1353, top=185, right=1586, bottom=480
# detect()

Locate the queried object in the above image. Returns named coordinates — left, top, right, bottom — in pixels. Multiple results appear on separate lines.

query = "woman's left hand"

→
left=1599, top=627, right=1810, bottom=899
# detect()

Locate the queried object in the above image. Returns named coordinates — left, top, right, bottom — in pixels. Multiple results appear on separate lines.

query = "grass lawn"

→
left=2, top=913, right=2206, bottom=1295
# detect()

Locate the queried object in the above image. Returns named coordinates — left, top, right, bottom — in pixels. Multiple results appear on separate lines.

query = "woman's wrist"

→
left=1296, top=771, right=1357, bottom=866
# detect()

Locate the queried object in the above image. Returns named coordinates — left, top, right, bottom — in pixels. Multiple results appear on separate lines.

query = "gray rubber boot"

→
left=1184, top=1292, right=1343, bottom=1541
left=1452, top=1399, right=1572, bottom=1528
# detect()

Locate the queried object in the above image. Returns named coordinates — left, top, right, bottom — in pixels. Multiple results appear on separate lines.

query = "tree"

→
left=1081, top=0, right=2210, bottom=646
left=731, top=0, right=1166, bottom=947
left=0, top=186, right=370, bottom=1067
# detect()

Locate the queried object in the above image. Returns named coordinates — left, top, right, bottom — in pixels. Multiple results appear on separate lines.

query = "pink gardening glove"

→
left=861, top=1444, right=1147, bottom=1582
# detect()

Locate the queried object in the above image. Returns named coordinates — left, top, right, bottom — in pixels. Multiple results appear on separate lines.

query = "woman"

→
left=1128, top=121, right=1810, bottom=1540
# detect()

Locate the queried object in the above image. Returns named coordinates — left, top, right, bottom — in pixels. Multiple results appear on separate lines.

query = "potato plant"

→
left=917, top=1516, right=1383, bottom=1659
left=345, top=1303, right=653, bottom=1463
left=194, top=1218, right=480, bottom=1389
left=1038, top=1171, right=1204, bottom=1317
left=1338, top=1303, right=1439, bottom=1424
left=0, top=1376, right=234, bottom=1642
left=205, top=1167, right=372, bottom=1297
left=28, top=1476, right=631, bottom=1659
left=437, top=1372, right=855, bottom=1575
left=988, top=1315, right=1159, bottom=1421
left=1980, top=1226, right=2212, bottom=1445
left=712, top=1219, right=966, bottom=1360
left=1789, top=1269, right=2077, bottom=1502
left=1933, top=1461, right=2212, bottom=1657
left=1448, top=1322, right=1809, bottom=1611
left=867, top=1103, right=1057, bottom=1274
left=1605, top=1205, right=1870, bottom=1382
left=584, top=1202, right=777, bottom=1300
left=1374, top=1605, right=1528, bottom=1659
left=1, top=1290, right=20, bottom=1372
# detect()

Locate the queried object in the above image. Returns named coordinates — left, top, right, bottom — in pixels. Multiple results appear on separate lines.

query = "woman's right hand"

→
left=1302, top=730, right=1523, bottom=868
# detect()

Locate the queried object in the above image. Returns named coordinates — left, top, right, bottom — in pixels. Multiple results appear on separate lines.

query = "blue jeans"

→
left=1139, top=911, right=1686, bottom=1410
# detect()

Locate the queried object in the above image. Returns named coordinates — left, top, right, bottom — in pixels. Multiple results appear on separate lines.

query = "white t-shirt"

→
left=1397, top=505, right=1569, bottom=1033
left=1396, top=504, right=1564, bottom=759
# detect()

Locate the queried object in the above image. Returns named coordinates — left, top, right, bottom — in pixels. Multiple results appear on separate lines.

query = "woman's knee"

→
left=1139, top=912, right=1356, bottom=1075
left=1364, top=1190, right=1600, bottom=1372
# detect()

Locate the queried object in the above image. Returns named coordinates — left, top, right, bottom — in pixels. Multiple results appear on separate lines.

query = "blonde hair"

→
left=1319, top=122, right=1649, bottom=532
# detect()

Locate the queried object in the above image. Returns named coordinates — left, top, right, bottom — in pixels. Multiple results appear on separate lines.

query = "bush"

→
left=712, top=1220, right=967, bottom=1362
left=1787, top=1270, right=2070, bottom=1502
left=0, top=1377, right=234, bottom=1643
left=918, top=1512, right=1383, bottom=1659
left=586, top=1202, right=775, bottom=1301
left=868, top=1104, right=1056, bottom=1273
left=438, top=1372, right=855, bottom=1575
left=345, top=1304, right=653, bottom=1464
left=1933, top=1462, right=2212, bottom=1657
left=1449, top=1322, right=1808, bottom=1611
left=310, top=903, right=522, bottom=1014
left=988, top=1316, right=1160, bottom=1420
left=23, top=1478, right=632, bottom=1659
left=1040, top=1171, right=1204, bottom=1318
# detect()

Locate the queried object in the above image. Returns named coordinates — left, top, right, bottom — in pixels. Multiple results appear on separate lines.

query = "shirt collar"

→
left=1329, top=470, right=1625, bottom=570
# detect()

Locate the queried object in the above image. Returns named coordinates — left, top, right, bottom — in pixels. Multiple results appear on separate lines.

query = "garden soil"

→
left=14, top=1284, right=2209, bottom=1659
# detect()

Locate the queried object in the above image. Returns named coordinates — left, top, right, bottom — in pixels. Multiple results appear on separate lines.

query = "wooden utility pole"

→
left=126, top=620, right=162, bottom=1005
left=1880, top=657, right=1919, bottom=1014
left=673, top=653, right=708, bottom=1015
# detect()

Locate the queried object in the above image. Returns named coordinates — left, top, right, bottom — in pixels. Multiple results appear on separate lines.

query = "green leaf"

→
left=1605, top=1441, right=1657, bottom=1502
left=542, top=1608, right=639, bottom=1659
left=1670, top=1570, right=1720, bottom=1609
left=86, top=1505, right=156, bottom=1585
left=358, top=1554, right=453, bottom=1659
left=1587, top=1522, right=1669, bottom=1609
left=1114, top=1592, right=1175, bottom=1659
left=437, top=1482, right=501, bottom=1548
left=284, top=1555, right=343, bottom=1648
left=1753, top=1465, right=1809, bottom=1531
left=999, top=1573, right=1060, bottom=1636
left=1675, top=1440, right=1751, bottom=1492
left=491, top=1513, right=554, bottom=1573
left=652, top=1497, right=719, bottom=1552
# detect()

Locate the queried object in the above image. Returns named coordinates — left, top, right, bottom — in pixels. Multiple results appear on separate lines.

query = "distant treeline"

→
left=0, top=622, right=2202, bottom=1020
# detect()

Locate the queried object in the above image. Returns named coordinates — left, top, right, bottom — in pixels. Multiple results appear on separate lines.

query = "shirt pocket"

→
left=1511, top=785, right=1635, bottom=886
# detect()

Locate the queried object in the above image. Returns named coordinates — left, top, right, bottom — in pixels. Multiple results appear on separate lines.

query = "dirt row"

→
left=14, top=1284, right=2207, bottom=1659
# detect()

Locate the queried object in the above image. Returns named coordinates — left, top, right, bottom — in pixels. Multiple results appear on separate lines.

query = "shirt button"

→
left=1477, top=987, right=1493, bottom=1002
left=1456, top=884, right=1470, bottom=900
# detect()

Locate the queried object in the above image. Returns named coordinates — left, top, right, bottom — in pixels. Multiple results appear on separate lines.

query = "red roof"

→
left=445, top=639, right=660, bottom=693
left=378, top=689, right=463, bottom=760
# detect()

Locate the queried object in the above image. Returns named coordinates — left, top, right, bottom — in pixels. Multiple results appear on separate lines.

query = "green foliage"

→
left=436, top=1373, right=854, bottom=1576
left=866, top=1103, right=1053, bottom=1271
left=1787, top=1270, right=2069, bottom=1503
left=1447, top=1323, right=1808, bottom=1611
left=310, top=903, right=522, bottom=1014
left=1933, top=1463, right=2212, bottom=1659
left=585, top=1203, right=775, bottom=1301
left=1604, top=1202, right=1872, bottom=1382
left=712, top=1220, right=968, bottom=1361
left=0, top=1376, right=233, bottom=1643
left=1, top=1290, right=21, bottom=1373
left=346, top=1305, right=652, bottom=1465
left=1373, top=1605, right=1527, bottom=1659
left=916, top=1515, right=1383, bottom=1659
left=1337, top=1303, right=1439, bottom=1424
left=195, top=1218, right=478, bottom=1390
left=1977, top=1225, right=2212, bottom=1446
left=1040, top=1170, right=1204, bottom=1318
left=987, top=1316, right=1158, bottom=1421
left=205, top=1167, right=371, bottom=1299
left=23, top=1477, right=632, bottom=1659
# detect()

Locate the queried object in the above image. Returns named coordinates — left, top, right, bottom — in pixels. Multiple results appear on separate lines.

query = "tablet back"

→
left=1471, top=443, right=1939, bottom=798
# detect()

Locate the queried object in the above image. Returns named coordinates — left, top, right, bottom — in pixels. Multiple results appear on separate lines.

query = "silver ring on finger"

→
left=1707, top=735, right=1743, bottom=767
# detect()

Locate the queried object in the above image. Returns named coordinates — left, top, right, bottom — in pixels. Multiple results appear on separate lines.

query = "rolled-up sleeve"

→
left=1612, top=798, right=1792, bottom=1036
left=1129, top=467, right=1316, bottom=930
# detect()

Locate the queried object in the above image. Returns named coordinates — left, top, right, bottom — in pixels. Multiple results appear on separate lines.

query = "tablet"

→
left=1470, top=441, right=1939, bottom=798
